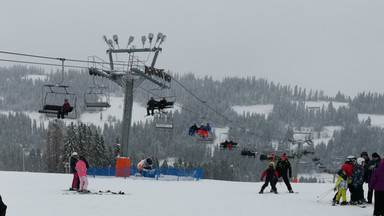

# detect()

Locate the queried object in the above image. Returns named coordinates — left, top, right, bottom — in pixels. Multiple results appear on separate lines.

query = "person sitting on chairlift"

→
left=147, top=97, right=157, bottom=116
left=58, top=99, right=71, bottom=119
left=189, top=123, right=198, bottom=136
left=203, top=123, right=211, bottom=138
left=198, top=125, right=206, bottom=137
left=158, top=97, right=167, bottom=112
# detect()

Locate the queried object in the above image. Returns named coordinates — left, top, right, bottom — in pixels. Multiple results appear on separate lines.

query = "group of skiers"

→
left=188, top=123, right=212, bottom=138
left=332, top=152, right=384, bottom=215
left=70, top=152, right=90, bottom=193
left=259, top=154, right=294, bottom=194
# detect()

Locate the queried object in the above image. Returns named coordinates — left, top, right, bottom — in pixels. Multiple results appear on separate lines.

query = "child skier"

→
left=334, top=169, right=349, bottom=205
left=259, top=162, right=279, bottom=194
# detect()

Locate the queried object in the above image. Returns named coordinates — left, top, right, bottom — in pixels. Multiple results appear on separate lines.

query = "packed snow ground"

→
left=0, top=171, right=374, bottom=216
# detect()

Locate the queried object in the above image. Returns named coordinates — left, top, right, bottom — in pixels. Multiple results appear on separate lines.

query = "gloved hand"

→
left=354, top=183, right=358, bottom=189
left=334, top=188, right=337, bottom=192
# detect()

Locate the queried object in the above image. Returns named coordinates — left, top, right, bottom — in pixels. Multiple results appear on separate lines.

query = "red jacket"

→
left=62, top=102, right=71, bottom=111
left=341, top=163, right=354, bottom=177
left=261, top=167, right=279, bottom=181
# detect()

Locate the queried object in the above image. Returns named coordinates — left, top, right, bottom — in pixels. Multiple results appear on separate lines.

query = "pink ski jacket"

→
left=76, top=160, right=87, bottom=177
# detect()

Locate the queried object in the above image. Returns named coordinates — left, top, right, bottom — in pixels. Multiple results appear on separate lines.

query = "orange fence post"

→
left=116, top=157, right=130, bottom=177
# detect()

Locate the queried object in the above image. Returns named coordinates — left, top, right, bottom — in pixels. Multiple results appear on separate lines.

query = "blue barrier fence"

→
left=87, top=166, right=203, bottom=181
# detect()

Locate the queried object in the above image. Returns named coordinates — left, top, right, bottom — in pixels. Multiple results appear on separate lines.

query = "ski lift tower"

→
left=88, top=33, right=171, bottom=158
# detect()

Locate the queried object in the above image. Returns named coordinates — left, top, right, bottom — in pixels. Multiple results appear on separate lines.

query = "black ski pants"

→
left=0, top=195, right=6, bottom=216
left=280, top=174, right=292, bottom=191
left=374, top=190, right=384, bottom=216
left=260, top=179, right=277, bottom=192
left=351, top=185, right=364, bottom=202
left=368, top=183, right=373, bottom=203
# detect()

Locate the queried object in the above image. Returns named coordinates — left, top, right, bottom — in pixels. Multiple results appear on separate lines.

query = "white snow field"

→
left=0, top=171, right=374, bottom=216
left=358, top=113, right=384, bottom=128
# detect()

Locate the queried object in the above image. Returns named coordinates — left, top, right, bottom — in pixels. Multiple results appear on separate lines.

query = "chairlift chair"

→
left=219, top=133, right=238, bottom=150
left=154, top=112, right=174, bottom=131
left=38, top=84, right=78, bottom=119
left=84, top=86, right=111, bottom=109
left=37, top=58, right=78, bottom=119
left=196, top=125, right=214, bottom=143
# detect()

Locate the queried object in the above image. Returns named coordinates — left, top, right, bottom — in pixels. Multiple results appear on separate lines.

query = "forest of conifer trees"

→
left=1, top=65, right=384, bottom=181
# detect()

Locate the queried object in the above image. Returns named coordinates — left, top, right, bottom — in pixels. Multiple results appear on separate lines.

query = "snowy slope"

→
left=358, top=113, right=384, bottom=128
left=0, top=171, right=373, bottom=216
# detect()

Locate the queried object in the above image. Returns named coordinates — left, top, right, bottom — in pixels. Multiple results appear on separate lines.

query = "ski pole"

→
left=316, top=188, right=334, bottom=202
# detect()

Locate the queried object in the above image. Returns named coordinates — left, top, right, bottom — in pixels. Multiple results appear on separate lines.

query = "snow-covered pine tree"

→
left=44, top=120, right=63, bottom=173
left=61, top=122, right=78, bottom=173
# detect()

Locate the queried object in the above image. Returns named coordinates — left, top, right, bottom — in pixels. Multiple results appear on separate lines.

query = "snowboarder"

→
left=334, top=169, right=349, bottom=205
left=259, top=162, right=279, bottom=194
left=0, top=195, right=6, bottom=216
left=69, top=152, right=79, bottom=191
left=76, top=156, right=89, bottom=192
left=276, top=154, right=294, bottom=193
left=369, top=158, right=384, bottom=216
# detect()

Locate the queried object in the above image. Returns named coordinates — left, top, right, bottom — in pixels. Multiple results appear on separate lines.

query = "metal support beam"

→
left=121, top=77, right=134, bottom=157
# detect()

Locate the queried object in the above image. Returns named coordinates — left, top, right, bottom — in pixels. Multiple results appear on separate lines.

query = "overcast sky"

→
left=1, top=0, right=384, bottom=97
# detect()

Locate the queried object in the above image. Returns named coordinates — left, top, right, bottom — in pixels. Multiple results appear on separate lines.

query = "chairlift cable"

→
left=171, top=77, right=276, bottom=142
left=0, top=58, right=88, bottom=69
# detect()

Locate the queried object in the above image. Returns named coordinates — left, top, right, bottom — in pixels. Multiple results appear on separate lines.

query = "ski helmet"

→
left=72, top=152, right=78, bottom=156
left=357, top=158, right=365, bottom=165
left=347, top=155, right=356, bottom=162
left=269, top=162, right=274, bottom=167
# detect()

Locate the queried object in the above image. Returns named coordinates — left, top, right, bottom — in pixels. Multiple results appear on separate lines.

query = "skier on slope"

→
left=350, top=157, right=365, bottom=205
left=369, top=158, right=384, bottom=216
left=275, top=154, right=294, bottom=193
left=76, top=156, right=89, bottom=193
left=69, top=152, right=79, bottom=191
left=332, top=155, right=355, bottom=203
left=333, top=169, right=349, bottom=206
left=259, top=162, right=279, bottom=194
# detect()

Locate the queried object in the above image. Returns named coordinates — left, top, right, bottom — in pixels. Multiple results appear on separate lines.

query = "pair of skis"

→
left=63, top=189, right=127, bottom=195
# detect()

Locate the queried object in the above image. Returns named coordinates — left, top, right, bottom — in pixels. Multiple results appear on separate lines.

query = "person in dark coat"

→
left=259, top=162, right=279, bottom=194
left=366, top=152, right=381, bottom=204
left=70, top=152, right=79, bottom=190
left=57, top=99, right=71, bottom=119
left=188, top=123, right=198, bottom=136
left=361, top=151, right=371, bottom=202
left=369, top=158, right=384, bottom=216
left=276, top=154, right=294, bottom=193
left=158, top=97, right=167, bottom=111
left=146, top=97, right=157, bottom=116
left=0, top=195, right=6, bottom=216
left=350, top=158, right=365, bottom=204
